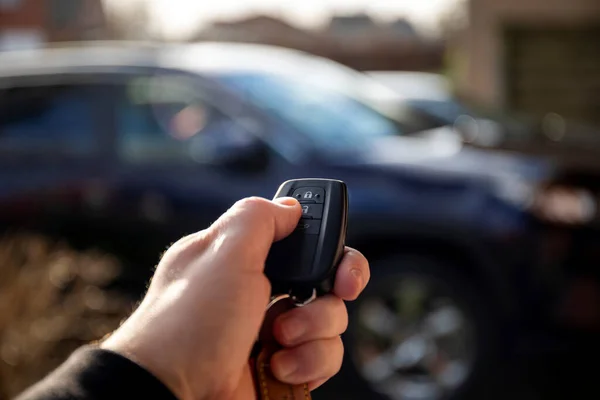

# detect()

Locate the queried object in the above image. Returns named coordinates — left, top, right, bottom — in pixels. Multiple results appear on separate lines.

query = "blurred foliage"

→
left=0, top=234, right=134, bottom=399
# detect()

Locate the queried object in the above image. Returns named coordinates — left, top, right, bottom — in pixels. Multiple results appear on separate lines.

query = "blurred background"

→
left=1, top=0, right=600, bottom=399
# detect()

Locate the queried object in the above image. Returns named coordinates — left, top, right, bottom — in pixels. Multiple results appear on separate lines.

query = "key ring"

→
left=268, top=288, right=317, bottom=309
left=290, top=288, right=317, bottom=307
left=267, top=293, right=292, bottom=309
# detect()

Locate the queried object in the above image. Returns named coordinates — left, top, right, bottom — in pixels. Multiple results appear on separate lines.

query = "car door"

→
left=106, top=70, right=294, bottom=246
left=0, top=75, right=111, bottom=234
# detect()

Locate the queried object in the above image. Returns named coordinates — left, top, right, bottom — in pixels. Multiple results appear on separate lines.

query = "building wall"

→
left=0, top=0, right=107, bottom=50
left=0, top=0, right=46, bottom=49
left=49, top=0, right=108, bottom=42
left=460, top=0, right=600, bottom=108
left=0, top=0, right=44, bottom=29
left=197, top=15, right=445, bottom=72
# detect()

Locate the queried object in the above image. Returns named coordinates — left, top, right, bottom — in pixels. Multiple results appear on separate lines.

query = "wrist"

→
left=101, top=331, right=196, bottom=400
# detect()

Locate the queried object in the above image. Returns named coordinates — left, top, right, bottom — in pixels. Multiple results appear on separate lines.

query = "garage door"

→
left=505, top=25, right=600, bottom=128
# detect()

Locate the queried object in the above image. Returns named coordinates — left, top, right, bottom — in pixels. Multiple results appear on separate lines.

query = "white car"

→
left=366, top=71, right=452, bottom=101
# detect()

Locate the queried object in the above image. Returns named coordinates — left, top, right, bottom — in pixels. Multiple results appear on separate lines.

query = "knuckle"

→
left=183, top=229, right=213, bottom=250
left=329, top=337, right=344, bottom=373
left=236, top=196, right=272, bottom=214
left=331, top=295, right=347, bottom=312
left=336, top=301, right=349, bottom=333
left=301, top=296, right=348, bottom=335
left=292, top=338, right=344, bottom=381
left=232, top=197, right=274, bottom=231
left=319, top=296, right=348, bottom=331
left=312, top=338, right=343, bottom=376
left=160, top=229, right=213, bottom=265
left=298, top=344, right=323, bottom=374
left=334, top=352, right=344, bottom=374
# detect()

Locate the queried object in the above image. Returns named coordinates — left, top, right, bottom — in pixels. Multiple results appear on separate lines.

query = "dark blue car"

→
left=1, top=42, right=599, bottom=400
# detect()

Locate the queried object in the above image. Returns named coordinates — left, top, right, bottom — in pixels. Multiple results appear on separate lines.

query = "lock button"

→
left=292, top=187, right=325, bottom=203
left=300, top=203, right=323, bottom=219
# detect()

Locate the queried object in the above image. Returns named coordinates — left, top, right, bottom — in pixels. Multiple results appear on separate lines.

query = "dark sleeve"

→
left=16, top=345, right=178, bottom=400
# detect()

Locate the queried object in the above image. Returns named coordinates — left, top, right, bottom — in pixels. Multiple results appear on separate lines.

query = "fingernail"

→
left=351, top=268, right=364, bottom=288
left=279, top=315, right=306, bottom=344
left=274, top=197, right=299, bottom=207
left=273, top=351, right=298, bottom=380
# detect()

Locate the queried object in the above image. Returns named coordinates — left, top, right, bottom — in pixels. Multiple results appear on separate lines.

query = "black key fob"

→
left=265, top=178, right=348, bottom=304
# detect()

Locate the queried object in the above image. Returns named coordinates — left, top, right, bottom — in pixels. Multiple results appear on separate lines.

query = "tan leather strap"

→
left=251, top=296, right=311, bottom=400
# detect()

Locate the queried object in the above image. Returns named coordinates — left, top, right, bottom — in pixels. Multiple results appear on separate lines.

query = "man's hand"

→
left=101, top=197, right=370, bottom=400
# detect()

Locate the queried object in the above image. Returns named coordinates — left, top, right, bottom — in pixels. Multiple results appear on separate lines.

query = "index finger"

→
left=333, top=247, right=370, bottom=301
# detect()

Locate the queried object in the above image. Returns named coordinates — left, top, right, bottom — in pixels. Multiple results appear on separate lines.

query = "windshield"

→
left=217, top=73, right=402, bottom=150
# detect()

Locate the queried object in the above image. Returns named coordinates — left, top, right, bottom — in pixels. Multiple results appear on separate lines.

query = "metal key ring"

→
left=266, top=293, right=292, bottom=310
left=290, top=288, right=317, bottom=307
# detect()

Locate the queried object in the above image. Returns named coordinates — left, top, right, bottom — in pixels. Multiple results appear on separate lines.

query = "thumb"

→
left=271, top=197, right=304, bottom=241
left=209, top=196, right=302, bottom=267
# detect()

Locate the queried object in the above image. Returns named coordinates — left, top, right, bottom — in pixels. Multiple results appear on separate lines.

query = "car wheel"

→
left=342, top=255, right=502, bottom=400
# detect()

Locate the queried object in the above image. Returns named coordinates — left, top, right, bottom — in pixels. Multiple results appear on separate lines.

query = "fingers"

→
left=271, top=337, right=344, bottom=385
left=268, top=247, right=368, bottom=388
left=205, top=196, right=302, bottom=269
left=274, top=295, right=347, bottom=346
left=333, top=247, right=370, bottom=301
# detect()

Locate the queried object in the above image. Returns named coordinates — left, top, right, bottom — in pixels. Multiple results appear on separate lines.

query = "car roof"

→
left=0, top=41, right=401, bottom=102
left=366, top=71, right=451, bottom=101
left=0, top=41, right=356, bottom=78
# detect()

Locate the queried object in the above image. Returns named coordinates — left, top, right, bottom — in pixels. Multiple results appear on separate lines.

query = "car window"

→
left=218, top=73, right=401, bottom=152
left=116, top=74, right=256, bottom=165
left=0, top=83, right=99, bottom=156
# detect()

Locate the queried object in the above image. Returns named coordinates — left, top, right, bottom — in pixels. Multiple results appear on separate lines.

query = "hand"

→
left=101, top=197, right=370, bottom=400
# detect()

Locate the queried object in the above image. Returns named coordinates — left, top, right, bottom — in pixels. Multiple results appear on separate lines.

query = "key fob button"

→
left=300, top=204, right=323, bottom=219
left=295, top=218, right=321, bottom=234
left=292, top=187, right=325, bottom=203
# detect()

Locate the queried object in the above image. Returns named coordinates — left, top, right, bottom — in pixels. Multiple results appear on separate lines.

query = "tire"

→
left=323, top=254, right=504, bottom=400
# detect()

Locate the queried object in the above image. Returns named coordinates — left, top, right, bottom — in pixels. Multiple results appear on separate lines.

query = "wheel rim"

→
left=352, top=276, right=475, bottom=400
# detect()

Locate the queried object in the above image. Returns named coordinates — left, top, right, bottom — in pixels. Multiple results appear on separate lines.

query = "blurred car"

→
left=364, top=70, right=511, bottom=147
left=2, top=42, right=600, bottom=400
left=366, top=71, right=452, bottom=102
left=367, top=70, right=600, bottom=155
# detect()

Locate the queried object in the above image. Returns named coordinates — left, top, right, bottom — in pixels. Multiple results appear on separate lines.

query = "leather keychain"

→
left=250, top=294, right=311, bottom=400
